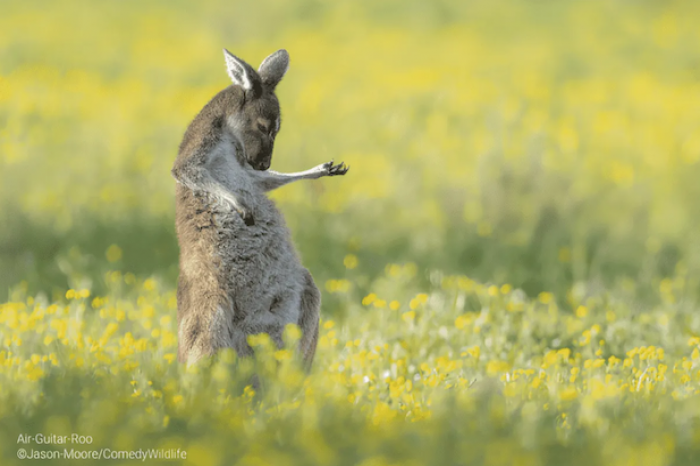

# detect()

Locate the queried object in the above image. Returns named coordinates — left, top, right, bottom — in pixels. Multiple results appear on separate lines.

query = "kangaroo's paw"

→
left=233, top=202, right=255, bottom=226
left=240, top=209, right=255, bottom=226
left=322, top=160, right=349, bottom=176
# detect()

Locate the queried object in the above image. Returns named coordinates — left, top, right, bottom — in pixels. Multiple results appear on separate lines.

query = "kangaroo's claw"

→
left=240, top=209, right=255, bottom=226
left=327, top=161, right=349, bottom=176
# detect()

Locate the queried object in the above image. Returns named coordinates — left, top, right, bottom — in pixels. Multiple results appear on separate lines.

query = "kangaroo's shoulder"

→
left=177, top=86, right=244, bottom=161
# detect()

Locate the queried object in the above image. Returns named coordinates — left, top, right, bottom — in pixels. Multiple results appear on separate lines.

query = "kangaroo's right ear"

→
left=223, top=49, right=256, bottom=91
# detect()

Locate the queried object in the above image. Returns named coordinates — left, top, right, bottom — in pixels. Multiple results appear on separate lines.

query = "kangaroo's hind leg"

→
left=298, top=269, right=321, bottom=371
left=177, top=263, right=251, bottom=365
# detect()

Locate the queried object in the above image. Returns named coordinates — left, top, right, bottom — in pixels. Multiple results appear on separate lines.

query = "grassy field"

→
left=3, top=0, right=700, bottom=464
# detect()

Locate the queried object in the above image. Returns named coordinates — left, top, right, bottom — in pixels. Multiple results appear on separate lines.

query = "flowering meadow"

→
left=3, top=0, right=700, bottom=464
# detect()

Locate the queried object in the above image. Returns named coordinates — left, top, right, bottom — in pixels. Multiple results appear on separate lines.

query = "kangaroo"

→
left=172, top=49, right=348, bottom=368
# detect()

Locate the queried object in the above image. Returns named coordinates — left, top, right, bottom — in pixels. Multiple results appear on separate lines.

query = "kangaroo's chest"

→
left=211, top=199, right=301, bottom=292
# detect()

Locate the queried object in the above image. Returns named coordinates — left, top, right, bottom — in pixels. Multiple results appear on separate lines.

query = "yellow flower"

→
left=486, top=360, right=510, bottom=376
left=454, top=314, right=470, bottom=330
left=274, top=349, right=293, bottom=361
left=105, top=244, right=123, bottom=263
left=343, top=254, right=358, bottom=269
left=560, top=387, right=578, bottom=401
left=362, top=293, right=377, bottom=306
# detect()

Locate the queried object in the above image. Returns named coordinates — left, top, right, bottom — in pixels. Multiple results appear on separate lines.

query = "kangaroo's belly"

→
left=211, top=200, right=306, bottom=334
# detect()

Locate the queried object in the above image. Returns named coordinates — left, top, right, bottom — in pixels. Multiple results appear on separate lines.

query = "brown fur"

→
left=172, top=50, right=332, bottom=369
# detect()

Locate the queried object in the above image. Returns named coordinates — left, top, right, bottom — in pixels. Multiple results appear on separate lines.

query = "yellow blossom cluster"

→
left=1, top=264, right=700, bottom=464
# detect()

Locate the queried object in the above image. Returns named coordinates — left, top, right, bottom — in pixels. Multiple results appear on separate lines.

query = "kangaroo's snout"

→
left=247, top=137, right=273, bottom=170
left=257, top=137, right=274, bottom=170
left=255, top=158, right=271, bottom=171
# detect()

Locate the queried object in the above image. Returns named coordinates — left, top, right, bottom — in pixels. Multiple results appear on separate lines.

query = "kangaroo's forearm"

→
left=252, top=167, right=325, bottom=192
left=251, top=161, right=349, bottom=192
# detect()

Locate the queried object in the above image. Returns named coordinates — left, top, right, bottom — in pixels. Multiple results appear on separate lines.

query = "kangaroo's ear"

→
left=258, top=49, right=289, bottom=89
left=223, top=49, right=257, bottom=91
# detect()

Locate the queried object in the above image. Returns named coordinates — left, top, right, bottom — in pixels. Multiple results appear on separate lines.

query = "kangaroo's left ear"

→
left=223, top=49, right=257, bottom=91
left=258, top=49, right=289, bottom=89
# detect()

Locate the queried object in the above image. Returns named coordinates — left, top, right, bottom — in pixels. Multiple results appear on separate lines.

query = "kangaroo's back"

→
left=174, top=86, right=242, bottom=362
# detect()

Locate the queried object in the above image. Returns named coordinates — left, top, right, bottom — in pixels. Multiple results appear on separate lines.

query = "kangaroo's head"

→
left=223, top=49, right=289, bottom=171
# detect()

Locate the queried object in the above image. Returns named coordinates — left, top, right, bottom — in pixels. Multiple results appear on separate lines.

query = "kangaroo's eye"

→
left=257, top=123, right=270, bottom=134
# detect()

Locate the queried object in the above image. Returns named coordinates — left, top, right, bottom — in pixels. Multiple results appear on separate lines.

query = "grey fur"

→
left=172, top=49, right=348, bottom=367
left=258, top=50, right=289, bottom=89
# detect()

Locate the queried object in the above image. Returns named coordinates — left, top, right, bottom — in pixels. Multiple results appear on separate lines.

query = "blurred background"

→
left=2, top=0, right=700, bottom=310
